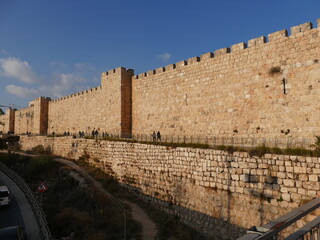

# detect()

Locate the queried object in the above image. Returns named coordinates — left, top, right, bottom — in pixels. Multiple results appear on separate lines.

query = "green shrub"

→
left=249, top=145, right=269, bottom=157
left=269, top=147, right=283, bottom=154
left=78, top=150, right=90, bottom=162
left=268, top=66, right=281, bottom=76
left=283, top=148, right=312, bottom=156
left=30, top=155, right=55, bottom=175
left=31, top=145, right=47, bottom=154
left=0, top=139, right=7, bottom=149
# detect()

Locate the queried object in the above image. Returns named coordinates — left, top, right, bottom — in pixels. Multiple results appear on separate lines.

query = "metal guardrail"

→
left=236, top=198, right=320, bottom=240
left=0, top=161, right=51, bottom=240
left=36, top=132, right=316, bottom=150
left=284, top=216, right=320, bottom=240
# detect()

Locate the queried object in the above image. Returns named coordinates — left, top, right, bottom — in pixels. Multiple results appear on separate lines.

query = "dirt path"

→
left=54, top=158, right=158, bottom=240
left=122, top=200, right=158, bottom=240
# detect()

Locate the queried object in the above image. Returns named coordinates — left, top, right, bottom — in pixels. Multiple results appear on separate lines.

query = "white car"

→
left=0, top=185, right=10, bottom=206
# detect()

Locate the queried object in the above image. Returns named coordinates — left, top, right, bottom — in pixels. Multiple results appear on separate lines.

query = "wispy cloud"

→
left=49, top=61, right=66, bottom=68
left=157, top=52, right=171, bottom=62
left=39, top=73, right=86, bottom=98
left=0, top=57, right=40, bottom=84
left=75, top=62, right=96, bottom=71
left=2, top=56, right=98, bottom=100
left=6, top=85, right=39, bottom=98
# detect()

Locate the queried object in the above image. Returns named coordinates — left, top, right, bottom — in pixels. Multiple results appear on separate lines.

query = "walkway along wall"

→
left=20, top=136, right=320, bottom=239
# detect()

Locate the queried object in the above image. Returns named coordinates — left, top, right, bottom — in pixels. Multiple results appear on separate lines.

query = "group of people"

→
left=63, top=131, right=70, bottom=136
left=152, top=131, right=161, bottom=141
left=52, top=130, right=110, bottom=138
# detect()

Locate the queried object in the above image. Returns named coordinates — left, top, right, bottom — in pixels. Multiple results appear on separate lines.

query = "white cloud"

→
left=2, top=55, right=98, bottom=100
left=75, top=62, right=95, bottom=71
left=157, top=52, right=171, bottom=62
left=39, top=73, right=86, bottom=98
left=6, top=85, right=39, bottom=98
left=0, top=57, right=40, bottom=84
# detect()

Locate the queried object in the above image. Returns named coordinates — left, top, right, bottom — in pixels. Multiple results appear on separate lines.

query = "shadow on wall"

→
left=122, top=184, right=246, bottom=240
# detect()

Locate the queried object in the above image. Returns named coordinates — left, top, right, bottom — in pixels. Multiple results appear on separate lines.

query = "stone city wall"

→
left=6, top=19, right=320, bottom=143
left=0, top=113, right=8, bottom=133
left=14, top=97, right=50, bottom=135
left=14, top=106, right=34, bottom=135
left=47, top=67, right=133, bottom=136
left=20, top=136, right=320, bottom=239
left=0, top=114, right=6, bottom=133
left=132, top=20, right=320, bottom=141
left=0, top=108, right=15, bottom=134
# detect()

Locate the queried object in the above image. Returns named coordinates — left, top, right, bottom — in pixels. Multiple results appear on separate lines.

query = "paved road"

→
left=0, top=178, right=24, bottom=228
left=0, top=165, right=42, bottom=239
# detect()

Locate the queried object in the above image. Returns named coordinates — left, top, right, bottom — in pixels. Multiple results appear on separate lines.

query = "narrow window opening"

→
left=282, top=78, right=286, bottom=94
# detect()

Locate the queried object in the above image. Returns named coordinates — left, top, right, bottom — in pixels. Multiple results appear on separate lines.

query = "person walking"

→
left=152, top=131, right=156, bottom=141
left=157, top=131, right=161, bottom=141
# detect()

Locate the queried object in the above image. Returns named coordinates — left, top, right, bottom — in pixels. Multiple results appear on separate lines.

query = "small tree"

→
left=313, top=136, right=320, bottom=156
left=0, top=108, right=4, bottom=115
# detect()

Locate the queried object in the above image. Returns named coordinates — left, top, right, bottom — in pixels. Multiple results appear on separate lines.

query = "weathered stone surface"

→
left=1, top=20, right=320, bottom=146
left=19, top=136, right=320, bottom=239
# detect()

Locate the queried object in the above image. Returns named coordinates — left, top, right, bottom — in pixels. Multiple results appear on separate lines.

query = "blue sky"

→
left=0, top=0, right=319, bottom=108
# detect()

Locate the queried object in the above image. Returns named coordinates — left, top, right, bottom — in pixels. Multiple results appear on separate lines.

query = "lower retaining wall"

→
left=20, top=136, right=320, bottom=239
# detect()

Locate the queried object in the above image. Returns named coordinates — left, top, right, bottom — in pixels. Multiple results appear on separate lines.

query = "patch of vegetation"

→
left=30, top=144, right=51, bottom=154
left=120, top=193, right=204, bottom=240
left=0, top=153, right=141, bottom=240
left=45, top=174, right=141, bottom=240
left=0, top=138, right=7, bottom=149
left=77, top=156, right=203, bottom=239
left=29, top=155, right=55, bottom=177
left=78, top=149, right=90, bottom=161
left=249, top=145, right=269, bottom=157
left=215, top=142, right=320, bottom=157
left=312, top=136, right=320, bottom=155
left=268, top=66, right=281, bottom=76
left=84, top=162, right=119, bottom=194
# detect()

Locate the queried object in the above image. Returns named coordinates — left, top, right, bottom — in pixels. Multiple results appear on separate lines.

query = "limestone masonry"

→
left=20, top=136, right=320, bottom=239
left=1, top=19, right=320, bottom=144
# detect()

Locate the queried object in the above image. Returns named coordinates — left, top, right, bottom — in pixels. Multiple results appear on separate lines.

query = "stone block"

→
left=248, top=36, right=266, bottom=47
left=283, top=179, right=295, bottom=187
left=291, top=22, right=313, bottom=35
left=200, top=52, right=213, bottom=60
left=231, top=42, right=247, bottom=52
left=214, top=47, right=230, bottom=57
left=268, top=29, right=288, bottom=42
left=188, top=56, right=200, bottom=64
left=282, top=193, right=291, bottom=202
left=309, top=175, right=319, bottom=182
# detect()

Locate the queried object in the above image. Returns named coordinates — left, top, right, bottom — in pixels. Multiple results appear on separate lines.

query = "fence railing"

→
left=0, top=161, right=51, bottom=240
left=41, top=131, right=317, bottom=150
left=236, top=198, right=320, bottom=240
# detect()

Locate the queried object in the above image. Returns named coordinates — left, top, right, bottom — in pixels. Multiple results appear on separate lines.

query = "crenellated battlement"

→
left=8, top=18, right=320, bottom=140
left=291, top=22, right=313, bottom=34
left=133, top=19, right=320, bottom=80
left=50, top=86, right=103, bottom=103
left=101, top=66, right=134, bottom=78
